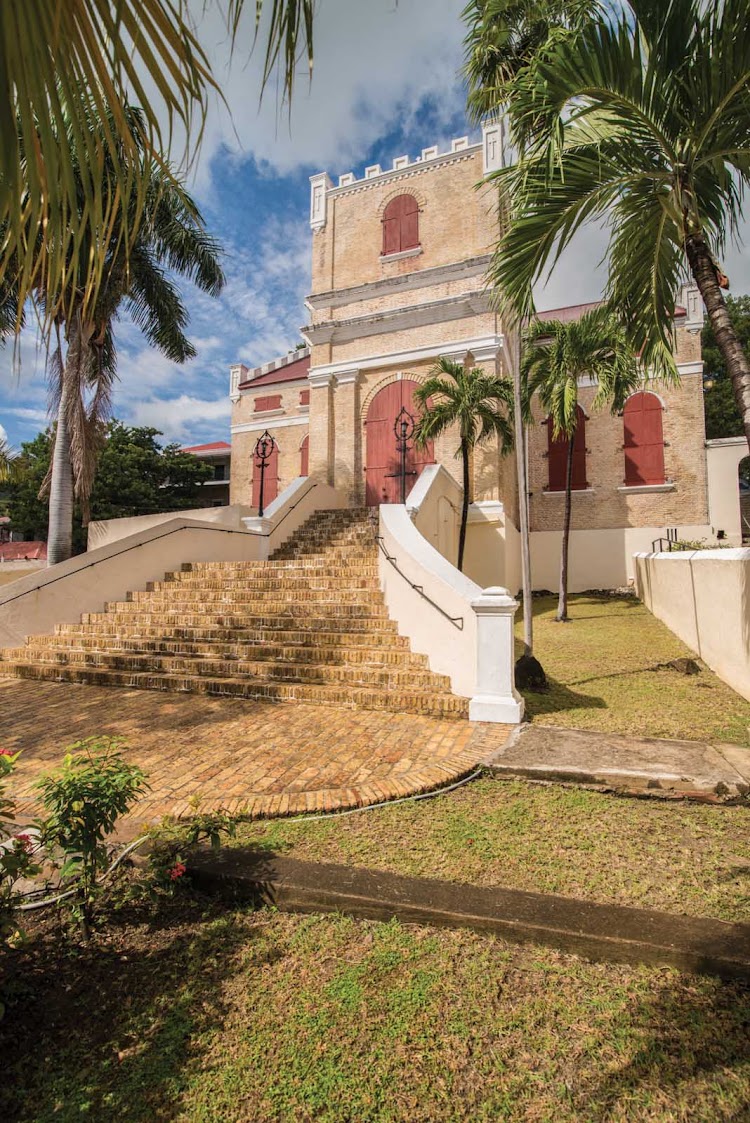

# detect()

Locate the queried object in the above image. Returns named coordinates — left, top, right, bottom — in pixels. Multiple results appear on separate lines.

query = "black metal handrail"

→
left=372, top=530, right=464, bottom=631
left=249, top=482, right=320, bottom=537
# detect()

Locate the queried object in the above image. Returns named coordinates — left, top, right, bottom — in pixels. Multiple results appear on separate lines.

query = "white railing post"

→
left=469, top=586, right=525, bottom=723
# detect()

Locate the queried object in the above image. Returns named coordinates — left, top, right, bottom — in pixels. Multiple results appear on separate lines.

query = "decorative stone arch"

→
left=360, top=370, right=430, bottom=425
left=377, top=185, right=427, bottom=217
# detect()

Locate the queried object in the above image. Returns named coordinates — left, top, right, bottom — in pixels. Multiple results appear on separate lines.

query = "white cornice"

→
left=306, top=254, right=493, bottom=313
left=231, top=416, right=309, bottom=435
left=327, top=144, right=482, bottom=199
left=302, top=291, right=493, bottom=346
left=308, top=334, right=504, bottom=379
left=677, top=360, right=704, bottom=376
left=238, top=378, right=308, bottom=395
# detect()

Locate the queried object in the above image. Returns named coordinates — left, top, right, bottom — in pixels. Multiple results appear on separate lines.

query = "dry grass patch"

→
left=517, top=595, right=750, bottom=745
left=2, top=901, right=749, bottom=1122
left=236, top=778, right=750, bottom=923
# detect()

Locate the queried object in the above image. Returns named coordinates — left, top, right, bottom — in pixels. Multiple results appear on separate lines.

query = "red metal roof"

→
left=238, top=353, right=311, bottom=390
left=0, top=541, right=47, bottom=561
left=182, top=441, right=231, bottom=453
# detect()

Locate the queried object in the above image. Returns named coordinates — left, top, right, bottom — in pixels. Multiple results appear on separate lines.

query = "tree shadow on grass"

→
left=0, top=889, right=273, bottom=1123
left=520, top=676, right=608, bottom=720
left=577, top=971, right=750, bottom=1122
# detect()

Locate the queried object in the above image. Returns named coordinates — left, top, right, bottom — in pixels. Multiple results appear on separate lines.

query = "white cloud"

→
left=0, top=423, right=7, bottom=445
left=127, top=394, right=231, bottom=442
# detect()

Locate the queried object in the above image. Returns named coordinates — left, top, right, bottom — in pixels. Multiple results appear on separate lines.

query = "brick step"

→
left=176, top=562, right=380, bottom=579
left=125, top=586, right=384, bottom=606
left=29, top=634, right=427, bottom=666
left=151, top=573, right=380, bottom=592
left=53, top=622, right=407, bottom=645
left=5, top=648, right=450, bottom=690
left=89, top=604, right=391, bottom=627
left=3, top=663, right=469, bottom=718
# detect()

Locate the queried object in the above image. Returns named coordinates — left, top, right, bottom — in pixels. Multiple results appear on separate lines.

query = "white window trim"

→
left=379, top=246, right=422, bottom=263
left=541, top=488, right=596, bottom=497
left=617, top=482, right=676, bottom=494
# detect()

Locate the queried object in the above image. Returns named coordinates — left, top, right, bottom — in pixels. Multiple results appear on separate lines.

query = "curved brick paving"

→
left=2, top=679, right=512, bottom=831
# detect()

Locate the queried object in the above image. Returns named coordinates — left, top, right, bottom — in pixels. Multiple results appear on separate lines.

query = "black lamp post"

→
left=253, top=429, right=276, bottom=517
left=391, top=405, right=416, bottom=504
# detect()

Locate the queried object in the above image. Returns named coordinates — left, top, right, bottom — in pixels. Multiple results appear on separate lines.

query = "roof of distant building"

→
left=182, top=441, right=231, bottom=454
left=0, top=541, right=47, bottom=561
left=536, top=300, right=687, bottom=323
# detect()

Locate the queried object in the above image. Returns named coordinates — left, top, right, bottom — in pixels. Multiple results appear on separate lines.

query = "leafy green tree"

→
left=481, top=0, right=750, bottom=452
left=702, top=295, right=750, bottom=440
left=39, top=102, right=224, bottom=566
left=413, top=357, right=514, bottom=572
left=1, top=1, right=311, bottom=334
left=0, top=434, right=19, bottom=484
left=522, top=307, right=640, bottom=621
left=6, top=423, right=212, bottom=553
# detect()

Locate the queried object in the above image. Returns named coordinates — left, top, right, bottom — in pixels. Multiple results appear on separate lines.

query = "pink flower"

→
left=0, top=749, right=14, bottom=757
left=169, top=862, right=187, bottom=881
left=14, top=833, right=33, bottom=853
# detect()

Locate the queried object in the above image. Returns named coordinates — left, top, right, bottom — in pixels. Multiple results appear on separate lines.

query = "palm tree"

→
left=413, top=357, right=514, bottom=572
left=42, top=108, right=225, bottom=565
left=0, top=436, right=19, bottom=485
left=484, top=0, right=750, bottom=451
left=0, top=1, right=312, bottom=335
left=522, top=306, right=640, bottom=621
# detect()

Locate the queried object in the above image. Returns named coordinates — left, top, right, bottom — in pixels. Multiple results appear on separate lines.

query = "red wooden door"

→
left=251, top=441, right=279, bottom=508
left=300, top=434, right=309, bottom=477
left=624, top=392, right=665, bottom=485
left=546, top=406, right=587, bottom=491
left=365, top=380, right=434, bottom=506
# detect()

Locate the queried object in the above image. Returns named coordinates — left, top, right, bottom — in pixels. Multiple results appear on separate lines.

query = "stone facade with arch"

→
left=229, top=128, right=723, bottom=590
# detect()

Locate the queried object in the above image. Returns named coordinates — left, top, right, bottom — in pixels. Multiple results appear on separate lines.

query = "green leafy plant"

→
left=36, top=738, right=148, bottom=940
left=0, top=750, right=40, bottom=949
left=148, top=797, right=237, bottom=895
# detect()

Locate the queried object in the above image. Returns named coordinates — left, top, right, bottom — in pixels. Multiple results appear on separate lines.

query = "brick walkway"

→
left=3, top=678, right=512, bottom=831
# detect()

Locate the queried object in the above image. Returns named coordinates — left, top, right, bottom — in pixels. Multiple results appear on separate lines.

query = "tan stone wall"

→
left=230, top=376, right=311, bottom=506
left=527, top=373, right=709, bottom=532
left=311, top=150, right=496, bottom=296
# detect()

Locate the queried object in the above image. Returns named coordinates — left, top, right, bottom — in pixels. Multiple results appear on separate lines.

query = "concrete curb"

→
left=187, top=849, right=750, bottom=982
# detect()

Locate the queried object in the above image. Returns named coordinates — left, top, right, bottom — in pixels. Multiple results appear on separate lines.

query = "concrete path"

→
left=485, top=724, right=750, bottom=802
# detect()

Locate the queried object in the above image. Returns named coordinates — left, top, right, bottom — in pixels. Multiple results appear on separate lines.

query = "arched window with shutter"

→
left=623, top=392, right=666, bottom=485
left=546, top=406, right=587, bottom=491
left=381, top=194, right=420, bottom=257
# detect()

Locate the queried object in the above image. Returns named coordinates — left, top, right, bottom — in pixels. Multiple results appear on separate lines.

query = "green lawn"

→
left=2, top=902, right=749, bottom=1123
left=517, top=595, right=750, bottom=746
left=235, top=778, right=750, bottom=923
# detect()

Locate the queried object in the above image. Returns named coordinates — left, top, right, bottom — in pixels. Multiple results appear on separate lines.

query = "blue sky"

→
left=2, top=0, right=750, bottom=452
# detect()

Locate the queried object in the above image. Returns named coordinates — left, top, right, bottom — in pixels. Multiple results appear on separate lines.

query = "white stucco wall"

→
left=88, top=504, right=254, bottom=551
left=705, top=437, right=749, bottom=544
left=634, top=548, right=750, bottom=702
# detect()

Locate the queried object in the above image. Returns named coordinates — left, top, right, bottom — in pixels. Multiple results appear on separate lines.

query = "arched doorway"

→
left=365, top=379, right=434, bottom=506
left=300, top=434, right=309, bottom=478
left=251, top=439, right=279, bottom=509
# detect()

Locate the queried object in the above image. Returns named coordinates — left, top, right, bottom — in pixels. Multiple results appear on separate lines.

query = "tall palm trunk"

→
left=458, top=436, right=471, bottom=572
left=685, top=231, right=750, bottom=451
left=557, top=430, right=575, bottom=622
left=47, top=377, right=75, bottom=565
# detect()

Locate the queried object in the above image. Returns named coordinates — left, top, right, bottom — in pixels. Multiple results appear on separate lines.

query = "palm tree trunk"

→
left=685, top=231, right=750, bottom=452
left=510, top=331, right=533, bottom=655
left=47, top=377, right=75, bottom=565
left=458, top=437, right=470, bottom=572
left=556, top=431, right=575, bottom=622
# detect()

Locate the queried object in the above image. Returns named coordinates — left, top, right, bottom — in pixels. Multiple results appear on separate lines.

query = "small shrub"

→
left=148, top=797, right=236, bottom=893
left=0, top=750, right=40, bottom=949
left=36, top=738, right=148, bottom=940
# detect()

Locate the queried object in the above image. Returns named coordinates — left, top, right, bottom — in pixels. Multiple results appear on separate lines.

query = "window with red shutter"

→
left=299, top=389, right=310, bottom=406
left=381, top=194, right=420, bottom=256
left=546, top=406, right=587, bottom=491
left=254, top=395, right=282, bottom=412
left=623, top=392, right=666, bottom=485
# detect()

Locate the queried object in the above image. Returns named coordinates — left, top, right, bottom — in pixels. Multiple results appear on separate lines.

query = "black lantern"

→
left=386, top=405, right=417, bottom=504
left=253, top=429, right=276, bottom=517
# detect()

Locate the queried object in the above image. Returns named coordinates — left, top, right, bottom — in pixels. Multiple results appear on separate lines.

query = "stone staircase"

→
left=0, top=508, right=469, bottom=718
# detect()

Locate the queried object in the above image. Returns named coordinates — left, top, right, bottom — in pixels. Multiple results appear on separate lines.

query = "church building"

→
left=228, top=124, right=718, bottom=592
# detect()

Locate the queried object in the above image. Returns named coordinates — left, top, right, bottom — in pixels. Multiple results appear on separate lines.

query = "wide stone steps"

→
left=0, top=507, right=468, bottom=718
left=6, top=662, right=469, bottom=718
left=26, top=633, right=427, bottom=666
left=4, top=647, right=447, bottom=690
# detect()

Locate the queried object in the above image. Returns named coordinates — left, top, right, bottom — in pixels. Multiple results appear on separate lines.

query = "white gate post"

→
left=469, top=586, right=525, bottom=723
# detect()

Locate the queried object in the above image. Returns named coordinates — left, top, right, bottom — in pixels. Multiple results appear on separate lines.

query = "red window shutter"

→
left=254, top=395, right=282, bottom=412
left=382, top=194, right=419, bottom=255
left=299, top=389, right=310, bottom=406
left=300, top=435, right=309, bottom=477
left=623, top=392, right=665, bottom=485
left=546, top=407, right=587, bottom=491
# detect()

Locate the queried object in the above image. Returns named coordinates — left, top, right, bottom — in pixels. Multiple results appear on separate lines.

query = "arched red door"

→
left=365, top=379, right=434, bottom=506
left=251, top=440, right=279, bottom=508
